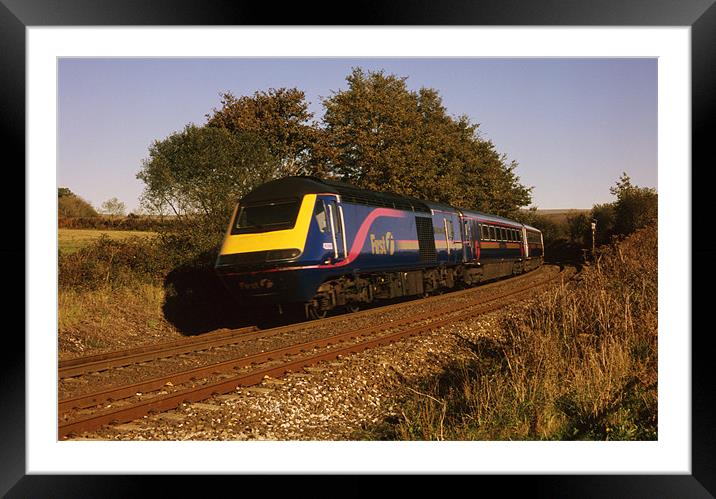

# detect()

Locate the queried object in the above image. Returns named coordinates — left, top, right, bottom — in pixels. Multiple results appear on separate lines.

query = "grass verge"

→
left=58, top=283, right=183, bottom=358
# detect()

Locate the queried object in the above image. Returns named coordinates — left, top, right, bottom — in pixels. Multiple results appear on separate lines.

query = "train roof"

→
left=240, top=177, right=541, bottom=233
left=240, top=176, right=433, bottom=213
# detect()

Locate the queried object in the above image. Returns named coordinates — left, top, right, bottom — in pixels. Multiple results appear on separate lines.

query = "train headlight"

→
left=266, top=248, right=301, bottom=261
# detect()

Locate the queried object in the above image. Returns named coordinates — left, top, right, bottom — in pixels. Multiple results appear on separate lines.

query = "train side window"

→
left=499, top=228, right=505, bottom=241
left=511, top=229, right=516, bottom=241
left=314, top=201, right=328, bottom=233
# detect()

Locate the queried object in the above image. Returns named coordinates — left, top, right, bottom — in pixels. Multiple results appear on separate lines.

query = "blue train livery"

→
left=215, top=176, right=544, bottom=318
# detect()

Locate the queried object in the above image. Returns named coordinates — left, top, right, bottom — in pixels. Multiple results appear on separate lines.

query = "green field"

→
left=58, top=229, right=157, bottom=254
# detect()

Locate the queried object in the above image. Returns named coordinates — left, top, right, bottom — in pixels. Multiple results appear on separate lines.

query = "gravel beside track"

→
left=69, top=265, right=571, bottom=441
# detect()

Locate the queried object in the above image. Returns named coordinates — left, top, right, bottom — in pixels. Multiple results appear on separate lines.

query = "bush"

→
left=58, top=194, right=98, bottom=218
left=58, top=222, right=226, bottom=291
left=58, top=235, right=177, bottom=290
left=610, top=173, right=658, bottom=237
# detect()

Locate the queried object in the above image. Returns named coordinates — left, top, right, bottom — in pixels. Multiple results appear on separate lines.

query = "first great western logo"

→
left=370, top=232, right=395, bottom=255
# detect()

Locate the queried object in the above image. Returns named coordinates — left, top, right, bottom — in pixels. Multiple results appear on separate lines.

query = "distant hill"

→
left=523, top=208, right=591, bottom=225
left=532, top=209, right=591, bottom=215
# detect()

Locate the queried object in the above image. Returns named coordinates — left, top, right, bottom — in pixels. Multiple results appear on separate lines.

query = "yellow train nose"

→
left=218, top=194, right=316, bottom=259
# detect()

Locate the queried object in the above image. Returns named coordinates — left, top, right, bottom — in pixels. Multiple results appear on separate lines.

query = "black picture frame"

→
left=4, top=0, right=711, bottom=496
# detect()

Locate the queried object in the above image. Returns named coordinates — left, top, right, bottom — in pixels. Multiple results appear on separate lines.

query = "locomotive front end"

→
left=215, top=191, right=321, bottom=304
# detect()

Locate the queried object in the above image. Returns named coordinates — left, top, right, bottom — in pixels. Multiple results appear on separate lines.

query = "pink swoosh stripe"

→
left=319, top=207, right=407, bottom=268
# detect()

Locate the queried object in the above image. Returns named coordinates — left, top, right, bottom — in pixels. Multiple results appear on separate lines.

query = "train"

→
left=214, top=176, right=544, bottom=319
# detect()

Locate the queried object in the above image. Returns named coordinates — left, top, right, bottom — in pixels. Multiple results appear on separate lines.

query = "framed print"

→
left=4, top=0, right=712, bottom=496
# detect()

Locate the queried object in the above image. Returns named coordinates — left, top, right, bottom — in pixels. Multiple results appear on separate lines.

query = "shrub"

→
left=58, top=193, right=98, bottom=218
left=58, top=235, right=176, bottom=290
left=610, top=173, right=658, bottom=237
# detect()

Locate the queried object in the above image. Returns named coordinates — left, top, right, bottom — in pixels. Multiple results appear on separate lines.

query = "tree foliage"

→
left=609, top=173, right=658, bottom=236
left=567, top=174, right=656, bottom=248
left=206, top=88, right=317, bottom=177
left=58, top=187, right=74, bottom=198
left=318, top=68, right=532, bottom=216
left=100, top=197, right=127, bottom=216
left=590, top=203, right=616, bottom=245
left=138, top=68, right=538, bottom=260
left=58, top=187, right=98, bottom=217
left=136, top=124, right=279, bottom=249
left=512, top=208, right=564, bottom=244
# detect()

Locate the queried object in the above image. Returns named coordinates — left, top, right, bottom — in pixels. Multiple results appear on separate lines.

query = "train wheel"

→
left=306, top=304, right=328, bottom=320
left=345, top=303, right=360, bottom=314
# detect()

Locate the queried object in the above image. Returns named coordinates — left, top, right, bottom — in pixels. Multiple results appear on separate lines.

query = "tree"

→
left=206, top=88, right=317, bottom=177
left=609, top=173, right=657, bottom=236
left=58, top=187, right=74, bottom=198
left=58, top=187, right=98, bottom=217
left=590, top=203, right=616, bottom=245
left=100, top=197, right=127, bottom=216
left=137, top=124, right=279, bottom=246
left=513, top=207, right=562, bottom=245
left=566, top=213, right=591, bottom=245
left=318, top=68, right=531, bottom=215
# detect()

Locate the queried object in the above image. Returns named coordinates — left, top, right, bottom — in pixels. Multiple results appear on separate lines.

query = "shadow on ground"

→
left=161, top=251, right=311, bottom=335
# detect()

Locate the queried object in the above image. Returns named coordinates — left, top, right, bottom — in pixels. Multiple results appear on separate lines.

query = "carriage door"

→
left=444, top=217, right=457, bottom=263
left=322, top=196, right=347, bottom=262
left=472, top=220, right=481, bottom=261
left=462, top=219, right=473, bottom=261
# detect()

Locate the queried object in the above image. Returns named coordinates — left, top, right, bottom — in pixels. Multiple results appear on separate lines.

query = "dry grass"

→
left=383, top=223, right=657, bottom=441
left=59, top=228, right=156, bottom=254
left=58, top=283, right=183, bottom=359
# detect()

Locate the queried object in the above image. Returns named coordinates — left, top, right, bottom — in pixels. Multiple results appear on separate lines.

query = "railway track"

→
left=59, top=265, right=570, bottom=439
left=59, top=263, right=555, bottom=379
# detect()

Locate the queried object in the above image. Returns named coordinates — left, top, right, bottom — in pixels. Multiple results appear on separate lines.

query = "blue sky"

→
left=58, top=58, right=657, bottom=212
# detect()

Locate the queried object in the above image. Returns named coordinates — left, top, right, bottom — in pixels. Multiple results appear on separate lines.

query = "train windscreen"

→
left=231, top=199, right=301, bottom=234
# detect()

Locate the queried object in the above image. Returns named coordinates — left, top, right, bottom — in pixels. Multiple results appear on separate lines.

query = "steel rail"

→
left=58, top=326, right=258, bottom=369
